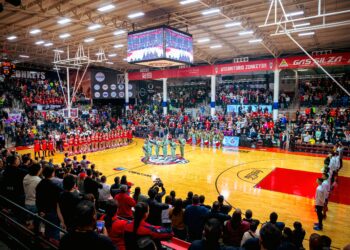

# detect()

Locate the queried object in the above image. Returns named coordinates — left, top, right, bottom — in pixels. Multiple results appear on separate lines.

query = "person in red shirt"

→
left=68, top=136, right=74, bottom=154
left=41, top=138, right=47, bottom=157
left=127, top=130, right=132, bottom=143
left=102, top=200, right=127, bottom=250
left=114, top=185, right=136, bottom=220
left=74, top=135, right=79, bottom=154
left=48, top=137, right=55, bottom=156
left=123, top=202, right=173, bottom=250
left=34, top=139, right=41, bottom=158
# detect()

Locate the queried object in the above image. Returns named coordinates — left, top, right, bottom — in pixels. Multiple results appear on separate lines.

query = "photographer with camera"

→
left=146, top=178, right=169, bottom=226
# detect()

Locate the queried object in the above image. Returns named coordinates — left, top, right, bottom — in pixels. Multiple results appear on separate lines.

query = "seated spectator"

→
left=59, top=200, right=116, bottom=250
left=102, top=200, right=128, bottom=250
left=217, top=195, right=232, bottom=215
left=268, top=212, right=285, bottom=231
left=124, top=202, right=173, bottom=250
left=206, top=201, right=231, bottom=224
left=114, top=185, right=136, bottom=220
left=292, top=221, right=305, bottom=249
left=184, top=194, right=209, bottom=241
left=169, top=198, right=186, bottom=240
left=189, top=218, right=235, bottom=250
left=223, top=208, right=250, bottom=247
left=241, top=219, right=260, bottom=246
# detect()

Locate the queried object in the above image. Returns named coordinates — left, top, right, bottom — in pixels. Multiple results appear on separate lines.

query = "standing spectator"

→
left=84, top=169, right=102, bottom=201
left=241, top=219, right=260, bottom=246
left=314, top=178, right=325, bottom=231
left=184, top=194, right=209, bottom=241
left=2, top=154, right=27, bottom=206
left=259, top=223, right=282, bottom=250
left=23, top=163, right=42, bottom=213
left=103, top=200, right=127, bottom=250
left=223, top=208, right=250, bottom=247
left=124, top=202, right=173, bottom=250
left=218, top=195, right=232, bottom=215
left=132, top=187, right=148, bottom=203
left=59, top=200, right=116, bottom=250
left=146, top=188, right=169, bottom=226
left=114, top=185, right=136, bottom=220
left=98, top=176, right=112, bottom=210
left=161, top=195, right=173, bottom=228
left=206, top=201, right=231, bottom=224
left=110, top=176, right=121, bottom=197
left=169, top=198, right=187, bottom=240
left=292, top=221, right=305, bottom=249
left=183, top=191, right=193, bottom=208
left=36, top=166, right=63, bottom=241
left=243, top=209, right=254, bottom=224
left=57, top=175, right=81, bottom=231
left=268, top=212, right=285, bottom=231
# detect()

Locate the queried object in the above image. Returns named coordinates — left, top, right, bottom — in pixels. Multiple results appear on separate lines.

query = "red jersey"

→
left=41, top=140, right=47, bottom=150
left=48, top=139, right=54, bottom=151
left=34, top=140, right=40, bottom=152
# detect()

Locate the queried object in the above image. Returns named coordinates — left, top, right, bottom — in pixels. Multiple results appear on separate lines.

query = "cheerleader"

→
left=63, top=137, right=69, bottom=154
left=127, top=129, right=133, bottom=143
left=74, top=135, right=79, bottom=154
left=68, top=135, right=74, bottom=154
left=48, top=137, right=55, bottom=156
left=41, top=138, right=47, bottom=157
left=34, top=138, right=41, bottom=158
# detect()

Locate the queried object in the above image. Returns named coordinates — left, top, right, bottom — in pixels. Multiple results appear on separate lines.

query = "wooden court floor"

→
left=20, top=138, right=350, bottom=248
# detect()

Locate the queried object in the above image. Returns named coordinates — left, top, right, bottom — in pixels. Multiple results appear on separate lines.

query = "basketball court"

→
left=18, top=140, right=350, bottom=248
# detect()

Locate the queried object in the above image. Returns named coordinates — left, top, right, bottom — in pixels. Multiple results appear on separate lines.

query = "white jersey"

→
left=315, top=185, right=325, bottom=206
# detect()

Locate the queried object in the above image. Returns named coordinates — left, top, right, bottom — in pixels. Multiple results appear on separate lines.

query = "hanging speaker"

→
left=5, top=0, right=21, bottom=7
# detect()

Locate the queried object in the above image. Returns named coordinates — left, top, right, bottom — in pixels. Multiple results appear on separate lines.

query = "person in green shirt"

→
left=179, top=135, right=186, bottom=158
left=143, top=139, right=150, bottom=161
left=170, top=138, right=177, bottom=159
left=162, top=137, right=169, bottom=158
left=155, top=136, right=161, bottom=158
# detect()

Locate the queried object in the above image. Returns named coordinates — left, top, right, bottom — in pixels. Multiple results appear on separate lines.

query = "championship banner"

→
left=128, top=52, right=350, bottom=81
left=223, top=136, right=240, bottom=147
left=227, top=104, right=272, bottom=113
left=277, top=52, right=350, bottom=69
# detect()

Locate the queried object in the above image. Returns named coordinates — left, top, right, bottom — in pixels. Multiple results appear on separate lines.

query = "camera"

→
left=153, top=178, right=162, bottom=186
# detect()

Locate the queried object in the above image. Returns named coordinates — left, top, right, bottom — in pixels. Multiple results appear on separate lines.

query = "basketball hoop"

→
left=53, top=44, right=107, bottom=118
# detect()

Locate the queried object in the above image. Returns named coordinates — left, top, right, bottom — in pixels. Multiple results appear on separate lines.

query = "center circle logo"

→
left=118, top=84, right=124, bottom=90
left=110, top=84, right=117, bottom=90
left=102, top=84, right=108, bottom=90
left=95, top=72, right=105, bottom=82
left=94, top=92, right=100, bottom=98
left=94, top=84, right=100, bottom=90
left=102, top=92, right=109, bottom=98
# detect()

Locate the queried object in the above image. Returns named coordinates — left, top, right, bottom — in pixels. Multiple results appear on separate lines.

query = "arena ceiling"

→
left=0, top=0, right=350, bottom=71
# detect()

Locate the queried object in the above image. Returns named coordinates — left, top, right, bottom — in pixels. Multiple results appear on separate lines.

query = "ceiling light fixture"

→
left=225, top=22, right=241, bottom=27
left=123, top=58, right=128, bottom=61
left=298, top=31, right=315, bottom=36
left=202, top=8, right=220, bottom=15
left=238, top=30, right=254, bottom=36
left=88, top=24, right=102, bottom=30
left=197, top=38, right=210, bottom=43
left=35, top=40, right=45, bottom=45
left=53, top=49, right=64, bottom=53
left=7, top=35, right=17, bottom=40
left=44, top=42, right=53, bottom=47
left=97, top=4, right=115, bottom=12
left=29, top=29, right=41, bottom=34
left=210, top=44, right=222, bottom=49
left=108, top=53, right=117, bottom=57
left=114, top=44, right=124, bottom=48
left=286, top=10, right=304, bottom=17
left=180, top=0, right=199, bottom=5
left=106, top=61, right=114, bottom=65
left=19, top=55, right=29, bottom=58
left=128, top=12, right=144, bottom=19
left=58, top=18, right=71, bottom=24
left=96, top=52, right=104, bottom=56
left=248, top=39, right=262, bottom=43
left=59, top=33, right=71, bottom=39
left=84, top=37, right=95, bottom=43
left=113, top=30, right=126, bottom=36
left=293, top=22, right=310, bottom=28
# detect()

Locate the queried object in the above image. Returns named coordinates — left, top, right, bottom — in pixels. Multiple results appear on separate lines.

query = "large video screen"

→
left=165, top=28, right=193, bottom=64
left=127, top=28, right=164, bottom=63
